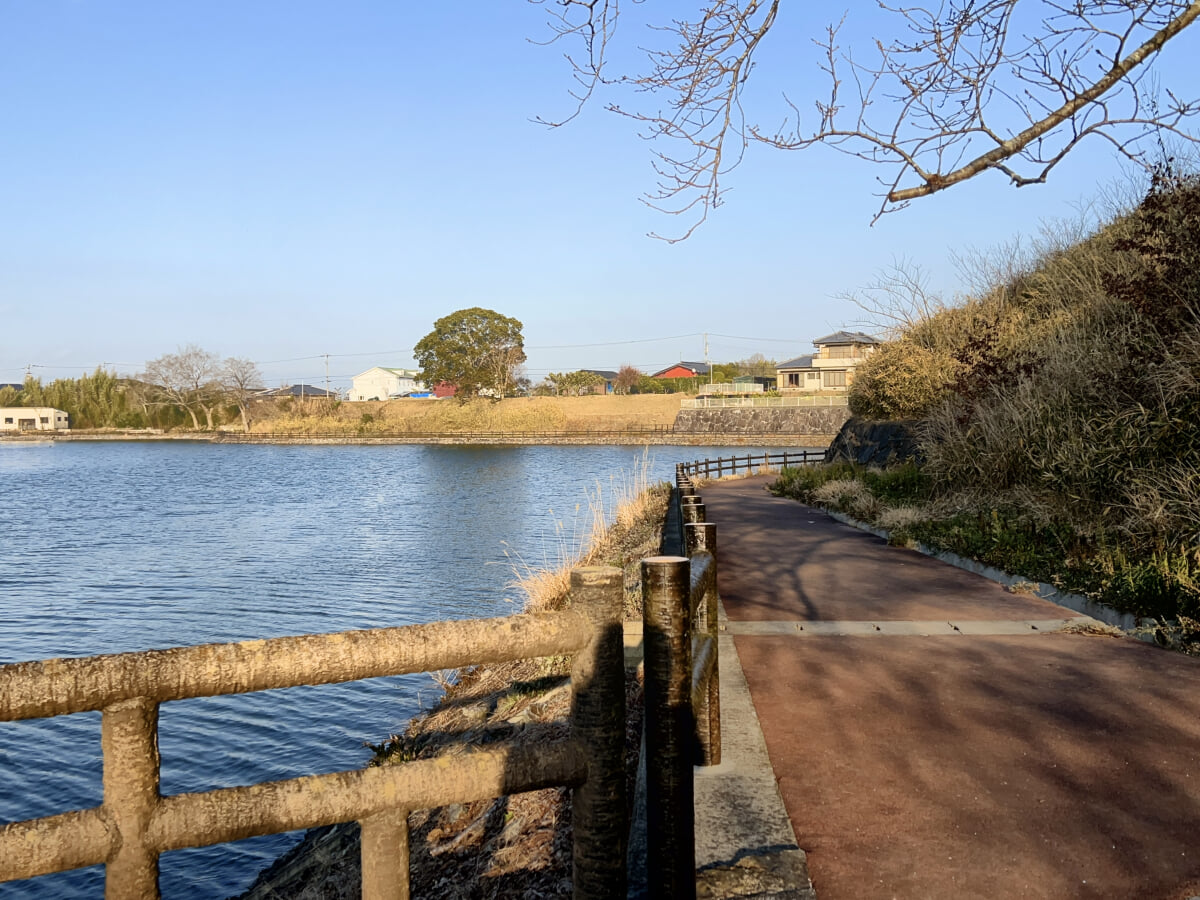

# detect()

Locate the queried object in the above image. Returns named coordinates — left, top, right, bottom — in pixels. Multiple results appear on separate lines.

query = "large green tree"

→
left=413, top=308, right=527, bottom=400
left=547, top=370, right=605, bottom=396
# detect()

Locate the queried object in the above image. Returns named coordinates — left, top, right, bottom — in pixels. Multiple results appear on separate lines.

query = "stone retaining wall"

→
left=823, top=417, right=922, bottom=466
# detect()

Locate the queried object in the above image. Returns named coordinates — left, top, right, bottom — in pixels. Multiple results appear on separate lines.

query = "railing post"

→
left=681, top=497, right=705, bottom=526
left=570, top=566, right=627, bottom=900
left=361, top=807, right=411, bottom=900
left=102, top=697, right=161, bottom=899
left=684, top=523, right=720, bottom=767
left=642, top=556, right=695, bottom=899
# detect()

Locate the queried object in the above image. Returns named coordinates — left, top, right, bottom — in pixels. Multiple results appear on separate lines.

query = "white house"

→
left=349, top=367, right=424, bottom=402
left=0, top=407, right=70, bottom=431
left=777, top=331, right=881, bottom=392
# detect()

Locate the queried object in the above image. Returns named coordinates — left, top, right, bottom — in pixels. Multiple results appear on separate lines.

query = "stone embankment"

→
left=673, top=406, right=849, bottom=441
left=822, top=416, right=920, bottom=466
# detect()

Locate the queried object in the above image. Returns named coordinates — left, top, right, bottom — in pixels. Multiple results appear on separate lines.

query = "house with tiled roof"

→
left=651, top=361, right=711, bottom=379
left=254, top=384, right=338, bottom=400
left=581, top=369, right=619, bottom=394
left=777, top=332, right=880, bottom=393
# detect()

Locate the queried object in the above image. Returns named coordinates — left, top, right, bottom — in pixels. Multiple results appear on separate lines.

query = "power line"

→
left=5, top=330, right=810, bottom=384
left=708, top=333, right=808, bottom=344
left=524, top=333, right=702, bottom=350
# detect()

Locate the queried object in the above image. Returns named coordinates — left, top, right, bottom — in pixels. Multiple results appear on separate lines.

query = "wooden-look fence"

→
left=678, top=448, right=825, bottom=479
left=0, top=568, right=628, bottom=900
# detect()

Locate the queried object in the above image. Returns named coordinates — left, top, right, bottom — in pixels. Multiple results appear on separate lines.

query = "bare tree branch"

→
left=534, top=0, right=1200, bottom=235
left=141, top=345, right=221, bottom=430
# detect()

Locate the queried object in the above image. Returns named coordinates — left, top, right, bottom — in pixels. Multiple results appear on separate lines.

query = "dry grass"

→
left=250, top=395, right=681, bottom=436
left=844, top=175, right=1200, bottom=620
left=877, top=505, right=930, bottom=531
left=1059, top=620, right=1124, bottom=637
left=507, top=450, right=657, bottom=611
left=812, top=479, right=880, bottom=521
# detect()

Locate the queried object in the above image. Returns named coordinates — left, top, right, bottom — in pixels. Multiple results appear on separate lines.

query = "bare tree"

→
left=142, top=345, right=221, bottom=430
left=736, top=353, right=777, bottom=379
left=536, top=1, right=1200, bottom=236
left=615, top=364, right=642, bottom=394
left=838, top=258, right=948, bottom=337
left=220, top=357, right=264, bottom=432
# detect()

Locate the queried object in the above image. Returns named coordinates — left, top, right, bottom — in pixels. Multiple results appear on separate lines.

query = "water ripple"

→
left=1, top=441, right=783, bottom=897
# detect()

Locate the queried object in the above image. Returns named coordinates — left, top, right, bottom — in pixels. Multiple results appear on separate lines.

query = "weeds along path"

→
left=703, top=474, right=1200, bottom=900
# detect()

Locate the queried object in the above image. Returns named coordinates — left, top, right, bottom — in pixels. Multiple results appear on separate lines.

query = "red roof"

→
left=652, top=363, right=708, bottom=379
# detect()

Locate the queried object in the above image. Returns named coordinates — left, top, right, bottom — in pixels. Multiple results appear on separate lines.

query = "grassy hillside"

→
left=248, top=394, right=682, bottom=435
left=780, top=168, right=1200, bottom=630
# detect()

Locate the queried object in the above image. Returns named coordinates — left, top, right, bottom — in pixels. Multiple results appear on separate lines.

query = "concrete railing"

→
left=0, top=567, right=628, bottom=900
left=680, top=395, right=847, bottom=409
left=679, top=449, right=825, bottom=480
left=698, top=383, right=765, bottom=395
left=636, top=468, right=725, bottom=899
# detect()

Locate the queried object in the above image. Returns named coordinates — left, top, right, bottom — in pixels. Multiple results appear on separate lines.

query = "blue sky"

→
left=2, top=2, right=1196, bottom=391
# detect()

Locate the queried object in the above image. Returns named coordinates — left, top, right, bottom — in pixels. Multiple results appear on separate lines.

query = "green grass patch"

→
left=775, top=462, right=1199, bottom=624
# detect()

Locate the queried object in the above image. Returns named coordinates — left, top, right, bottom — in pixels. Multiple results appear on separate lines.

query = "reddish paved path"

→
left=704, top=476, right=1200, bottom=900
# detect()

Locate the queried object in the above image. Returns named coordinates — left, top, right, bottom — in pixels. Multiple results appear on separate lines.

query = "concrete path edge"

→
left=823, top=509, right=1157, bottom=636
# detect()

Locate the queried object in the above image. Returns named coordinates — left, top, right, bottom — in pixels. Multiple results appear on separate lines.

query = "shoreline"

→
left=1, top=431, right=836, bottom=447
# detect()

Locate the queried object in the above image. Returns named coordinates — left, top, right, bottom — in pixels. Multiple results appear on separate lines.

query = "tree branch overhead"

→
left=534, top=0, right=1200, bottom=234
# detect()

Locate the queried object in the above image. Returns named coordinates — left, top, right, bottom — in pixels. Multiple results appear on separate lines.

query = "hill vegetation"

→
left=778, top=168, right=1200, bottom=629
left=252, top=394, right=681, bottom=435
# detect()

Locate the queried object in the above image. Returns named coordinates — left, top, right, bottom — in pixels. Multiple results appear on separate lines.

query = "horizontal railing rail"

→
left=698, top=383, right=766, bottom=395
left=680, top=395, right=848, bottom=408
left=0, top=567, right=628, bottom=900
left=678, top=449, right=825, bottom=480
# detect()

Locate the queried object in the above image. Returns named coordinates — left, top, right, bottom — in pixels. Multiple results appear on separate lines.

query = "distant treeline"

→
left=0, top=370, right=186, bottom=430
left=1, top=346, right=277, bottom=431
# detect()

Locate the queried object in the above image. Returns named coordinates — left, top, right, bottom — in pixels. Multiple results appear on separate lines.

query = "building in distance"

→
left=254, top=385, right=338, bottom=400
left=651, top=362, right=711, bottom=380
left=349, top=367, right=424, bottom=401
left=1, top=407, right=69, bottom=431
left=777, top=331, right=880, bottom=392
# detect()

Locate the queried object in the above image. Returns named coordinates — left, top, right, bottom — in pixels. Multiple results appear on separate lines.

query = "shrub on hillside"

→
left=848, top=340, right=959, bottom=419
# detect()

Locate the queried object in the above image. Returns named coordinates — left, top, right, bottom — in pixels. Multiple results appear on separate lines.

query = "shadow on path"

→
left=704, top=476, right=1200, bottom=900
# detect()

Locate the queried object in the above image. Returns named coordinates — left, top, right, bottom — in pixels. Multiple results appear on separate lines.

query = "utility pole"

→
left=704, top=333, right=712, bottom=384
left=323, top=354, right=331, bottom=397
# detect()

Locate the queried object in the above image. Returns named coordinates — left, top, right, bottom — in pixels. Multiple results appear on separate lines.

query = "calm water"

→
left=0, top=441, right=788, bottom=898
